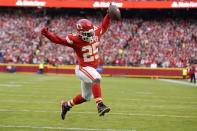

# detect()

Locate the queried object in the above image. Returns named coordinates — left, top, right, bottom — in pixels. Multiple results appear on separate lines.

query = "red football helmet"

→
left=76, top=19, right=95, bottom=43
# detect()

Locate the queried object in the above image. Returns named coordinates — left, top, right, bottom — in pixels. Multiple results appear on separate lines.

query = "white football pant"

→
left=75, top=65, right=102, bottom=101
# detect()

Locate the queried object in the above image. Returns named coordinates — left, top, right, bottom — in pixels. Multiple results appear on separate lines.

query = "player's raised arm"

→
left=41, top=27, right=73, bottom=47
left=100, top=5, right=121, bottom=35
left=100, top=11, right=111, bottom=35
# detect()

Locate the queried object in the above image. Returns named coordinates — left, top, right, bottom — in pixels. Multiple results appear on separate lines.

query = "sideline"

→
left=0, top=125, right=135, bottom=131
left=159, top=79, right=197, bottom=87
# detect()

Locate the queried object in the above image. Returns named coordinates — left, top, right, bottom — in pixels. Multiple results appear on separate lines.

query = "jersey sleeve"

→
left=44, top=31, right=74, bottom=48
left=99, top=13, right=111, bottom=35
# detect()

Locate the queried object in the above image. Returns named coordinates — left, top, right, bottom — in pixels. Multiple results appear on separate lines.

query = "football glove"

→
left=41, top=27, right=49, bottom=36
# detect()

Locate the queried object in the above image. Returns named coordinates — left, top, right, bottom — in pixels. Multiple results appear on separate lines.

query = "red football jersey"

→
left=44, top=13, right=111, bottom=69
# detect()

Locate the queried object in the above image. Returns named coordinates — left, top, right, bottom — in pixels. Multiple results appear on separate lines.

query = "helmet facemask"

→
left=79, top=29, right=95, bottom=43
left=76, top=19, right=95, bottom=43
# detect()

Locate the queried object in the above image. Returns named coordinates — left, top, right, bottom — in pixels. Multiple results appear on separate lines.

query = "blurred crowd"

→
left=0, top=8, right=197, bottom=68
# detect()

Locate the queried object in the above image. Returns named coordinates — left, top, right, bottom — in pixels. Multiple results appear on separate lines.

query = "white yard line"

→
left=1, top=98, right=197, bottom=105
left=7, top=76, right=61, bottom=84
left=121, top=98, right=197, bottom=104
left=0, top=125, right=135, bottom=131
left=9, top=81, right=32, bottom=84
left=159, top=79, right=197, bottom=87
left=0, top=95, right=197, bottom=105
left=0, top=109, right=195, bottom=119
left=0, top=100, right=56, bottom=104
left=149, top=95, right=197, bottom=99
left=0, top=84, right=21, bottom=87
left=1, top=93, right=196, bottom=99
left=0, top=99, right=196, bottom=106
left=0, top=94, right=65, bottom=98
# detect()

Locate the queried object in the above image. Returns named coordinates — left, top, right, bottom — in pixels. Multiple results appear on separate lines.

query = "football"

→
left=108, top=4, right=121, bottom=20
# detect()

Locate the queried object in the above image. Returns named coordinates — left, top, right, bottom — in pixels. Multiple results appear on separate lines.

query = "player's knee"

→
left=93, top=78, right=100, bottom=85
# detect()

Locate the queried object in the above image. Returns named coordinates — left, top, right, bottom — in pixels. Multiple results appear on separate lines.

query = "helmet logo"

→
left=76, top=24, right=83, bottom=30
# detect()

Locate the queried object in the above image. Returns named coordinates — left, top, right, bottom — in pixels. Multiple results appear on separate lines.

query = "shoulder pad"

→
left=66, top=34, right=73, bottom=44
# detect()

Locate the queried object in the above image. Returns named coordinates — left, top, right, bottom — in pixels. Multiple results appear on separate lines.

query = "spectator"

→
left=0, top=8, right=197, bottom=68
left=6, top=65, right=17, bottom=73
left=182, top=67, right=188, bottom=81
left=189, top=65, right=196, bottom=83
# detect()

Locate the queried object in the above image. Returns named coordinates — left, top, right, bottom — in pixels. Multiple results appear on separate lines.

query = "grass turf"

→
left=0, top=73, right=197, bottom=131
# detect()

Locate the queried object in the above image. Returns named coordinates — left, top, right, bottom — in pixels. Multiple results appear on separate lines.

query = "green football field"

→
left=0, top=73, right=197, bottom=131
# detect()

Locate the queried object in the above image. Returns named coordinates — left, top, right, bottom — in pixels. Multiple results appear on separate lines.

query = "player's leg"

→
left=81, top=81, right=93, bottom=101
left=92, top=78, right=110, bottom=116
left=92, top=79, right=102, bottom=104
left=61, top=93, right=87, bottom=120
left=191, top=74, right=194, bottom=82
left=66, top=81, right=91, bottom=108
left=81, top=66, right=110, bottom=116
left=61, top=66, right=90, bottom=120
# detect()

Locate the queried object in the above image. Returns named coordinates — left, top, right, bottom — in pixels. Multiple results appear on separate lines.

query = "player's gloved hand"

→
left=41, top=27, right=49, bottom=36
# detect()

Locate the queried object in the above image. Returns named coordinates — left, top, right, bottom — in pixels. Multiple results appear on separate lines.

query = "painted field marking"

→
left=149, top=95, right=197, bottom=99
left=0, top=94, right=65, bottom=98
left=1, top=98, right=197, bottom=105
left=159, top=79, right=197, bottom=87
left=121, top=98, right=197, bottom=104
left=0, top=109, right=196, bottom=119
left=0, top=100, right=56, bottom=104
left=0, top=96, right=197, bottom=105
left=135, top=92, right=153, bottom=95
left=7, top=76, right=61, bottom=84
left=0, top=84, right=21, bottom=87
left=0, top=93, right=197, bottom=99
left=9, top=81, right=32, bottom=84
left=0, top=125, right=135, bottom=131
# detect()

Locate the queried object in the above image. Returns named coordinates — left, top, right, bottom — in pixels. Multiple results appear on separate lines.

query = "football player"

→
left=41, top=9, right=111, bottom=120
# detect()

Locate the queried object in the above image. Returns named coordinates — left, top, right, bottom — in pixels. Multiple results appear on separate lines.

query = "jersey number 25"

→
left=82, top=42, right=99, bottom=62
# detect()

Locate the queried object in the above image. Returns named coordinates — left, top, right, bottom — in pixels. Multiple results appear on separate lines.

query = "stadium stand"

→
left=0, top=7, right=197, bottom=67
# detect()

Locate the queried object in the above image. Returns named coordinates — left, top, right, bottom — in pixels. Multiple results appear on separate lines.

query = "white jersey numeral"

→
left=82, top=42, right=99, bottom=62
left=82, top=45, right=94, bottom=62
left=93, top=42, right=99, bottom=59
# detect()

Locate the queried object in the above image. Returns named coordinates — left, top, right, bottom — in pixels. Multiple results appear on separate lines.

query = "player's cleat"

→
left=97, top=102, right=110, bottom=116
left=61, top=101, right=71, bottom=120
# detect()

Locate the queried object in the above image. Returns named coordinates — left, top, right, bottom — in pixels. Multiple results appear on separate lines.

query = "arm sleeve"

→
left=100, top=13, right=111, bottom=35
left=44, top=31, right=73, bottom=47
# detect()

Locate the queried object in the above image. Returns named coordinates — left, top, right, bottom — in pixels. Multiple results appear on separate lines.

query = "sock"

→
left=67, top=94, right=85, bottom=107
left=92, top=84, right=102, bottom=104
